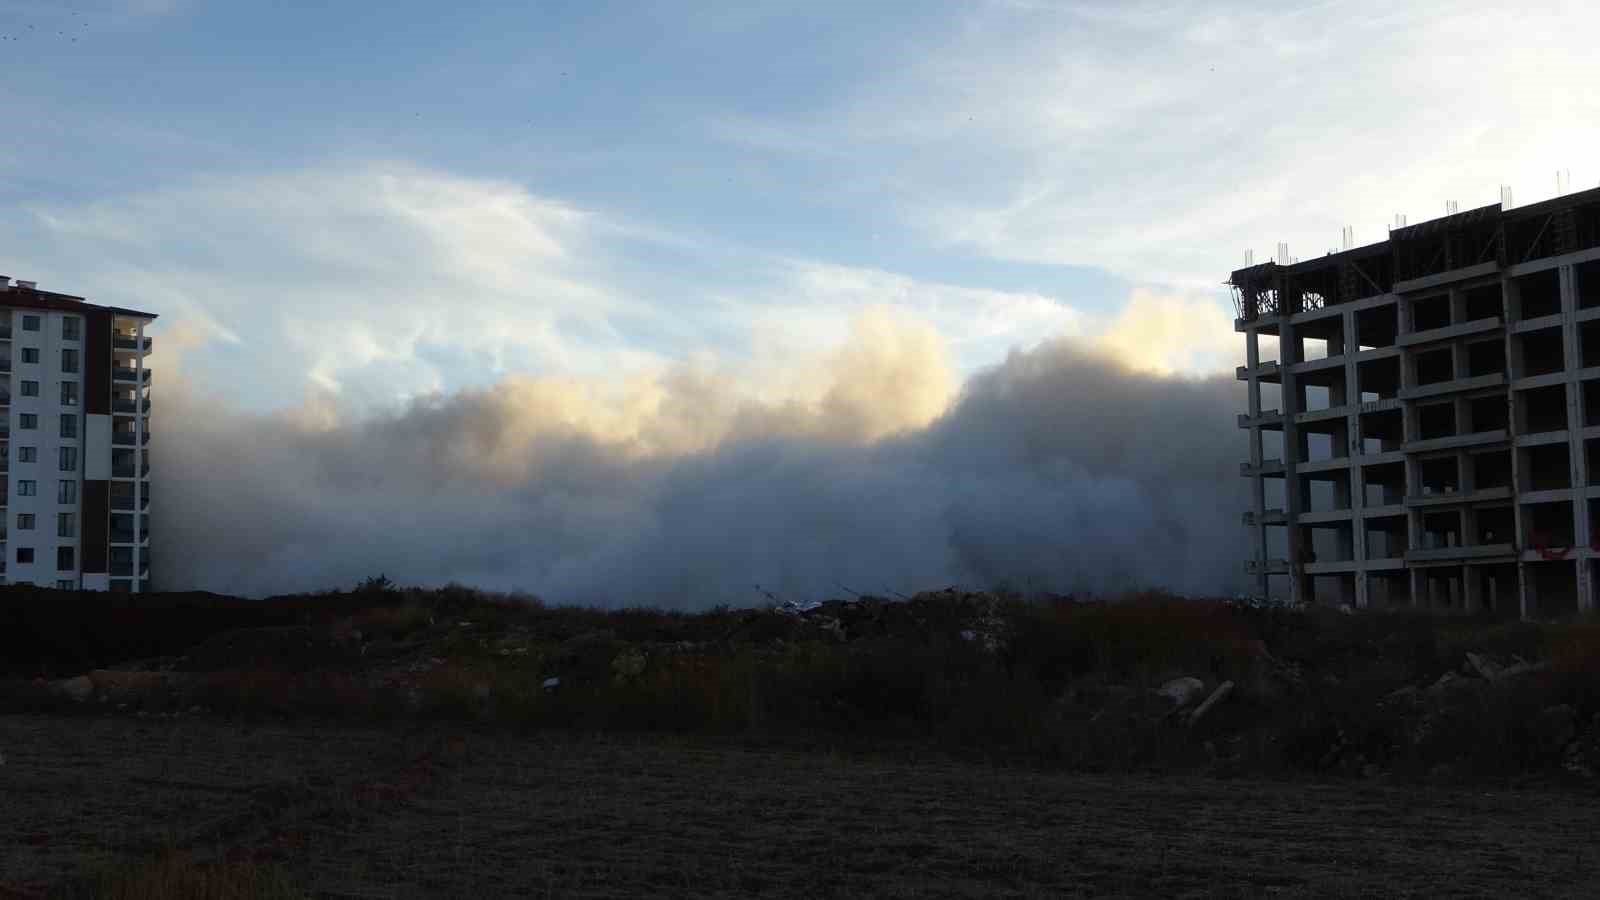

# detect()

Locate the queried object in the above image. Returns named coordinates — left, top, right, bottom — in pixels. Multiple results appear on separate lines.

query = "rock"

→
left=1383, top=684, right=1420, bottom=706
left=1534, top=704, right=1578, bottom=756
left=1563, top=713, right=1600, bottom=779
left=1499, top=660, right=1552, bottom=680
left=1155, top=677, right=1206, bottom=709
left=542, top=676, right=561, bottom=691
left=55, top=675, right=94, bottom=702
left=612, top=649, right=646, bottom=682
left=1187, top=680, right=1234, bottom=727
left=1426, top=671, right=1464, bottom=695
left=88, top=670, right=170, bottom=699
left=1465, top=652, right=1505, bottom=681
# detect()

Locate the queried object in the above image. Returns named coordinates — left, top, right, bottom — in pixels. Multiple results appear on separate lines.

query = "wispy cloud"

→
left=5, top=161, right=1207, bottom=414
left=707, top=0, right=1600, bottom=287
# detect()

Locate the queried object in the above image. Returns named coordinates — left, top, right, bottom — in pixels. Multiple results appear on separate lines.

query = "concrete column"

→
left=1505, top=273, right=1533, bottom=619
left=1464, top=565, right=1483, bottom=613
left=1246, top=328, right=1269, bottom=600
left=1280, top=308, right=1310, bottom=607
left=1555, top=263, right=1594, bottom=613
left=132, top=321, right=144, bottom=596
left=1344, top=309, right=1369, bottom=608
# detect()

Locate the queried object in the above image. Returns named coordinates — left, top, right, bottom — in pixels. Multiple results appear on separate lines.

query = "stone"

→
left=55, top=675, right=93, bottom=702
left=1154, top=677, right=1206, bottom=709
left=542, top=676, right=561, bottom=690
left=612, top=649, right=646, bottom=681
left=1465, top=652, right=1504, bottom=681
left=1534, top=704, right=1578, bottom=756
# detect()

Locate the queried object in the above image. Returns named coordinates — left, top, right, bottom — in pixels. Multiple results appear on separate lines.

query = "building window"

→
left=20, top=380, right=37, bottom=397
left=62, top=317, right=79, bottom=341
left=57, top=546, right=74, bottom=571
left=16, top=480, right=35, bottom=496
left=56, top=579, right=76, bottom=590
left=59, top=414, right=75, bottom=438
left=19, top=414, right=36, bottom=430
left=58, top=512, right=75, bottom=537
left=58, top=480, right=76, bottom=504
left=60, top=381, right=78, bottom=407
left=59, top=447, right=77, bottom=472
left=17, top=446, right=34, bottom=463
left=21, top=348, right=38, bottom=364
left=17, top=513, right=34, bottom=530
left=17, top=547, right=32, bottom=563
left=22, top=315, right=39, bottom=332
left=61, top=348, right=78, bottom=374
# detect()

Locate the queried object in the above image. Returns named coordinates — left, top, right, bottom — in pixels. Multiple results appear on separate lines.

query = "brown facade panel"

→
left=86, top=308, right=110, bottom=415
left=82, top=479, right=109, bottom=574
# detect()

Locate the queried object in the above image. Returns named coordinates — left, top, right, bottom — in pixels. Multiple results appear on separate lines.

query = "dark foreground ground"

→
left=4, top=714, right=1600, bottom=899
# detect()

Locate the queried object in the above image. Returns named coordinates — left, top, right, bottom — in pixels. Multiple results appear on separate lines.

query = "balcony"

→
left=113, top=335, right=153, bottom=353
left=0, top=324, right=10, bottom=340
left=113, top=397, right=152, bottom=415
left=111, top=460, right=150, bottom=479
left=111, top=367, right=151, bottom=383
left=0, top=359, right=9, bottom=373
left=110, top=492, right=149, bottom=511
left=111, top=560, right=132, bottom=576
left=109, top=530, right=145, bottom=545
left=111, top=431, right=151, bottom=446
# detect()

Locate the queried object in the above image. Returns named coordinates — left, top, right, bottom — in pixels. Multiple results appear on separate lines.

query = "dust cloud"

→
left=151, top=310, right=1248, bottom=606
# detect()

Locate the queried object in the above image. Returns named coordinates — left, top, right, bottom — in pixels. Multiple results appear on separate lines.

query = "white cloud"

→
left=7, top=161, right=1209, bottom=417
left=15, top=164, right=664, bottom=407
left=711, top=0, right=1600, bottom=288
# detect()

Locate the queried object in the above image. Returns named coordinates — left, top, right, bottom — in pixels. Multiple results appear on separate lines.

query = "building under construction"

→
left=1233, top=186, right=1600, bottom=618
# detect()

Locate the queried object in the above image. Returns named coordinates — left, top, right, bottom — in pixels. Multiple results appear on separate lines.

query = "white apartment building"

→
left=0, top=277, right=154, bottom=592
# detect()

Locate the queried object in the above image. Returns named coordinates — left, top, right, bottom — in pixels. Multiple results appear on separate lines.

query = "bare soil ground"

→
left=4, top=714, right=1600, bottom=899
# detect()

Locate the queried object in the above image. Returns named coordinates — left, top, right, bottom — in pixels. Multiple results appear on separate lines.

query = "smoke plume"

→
left=151, top=310, right=1248, bottom=606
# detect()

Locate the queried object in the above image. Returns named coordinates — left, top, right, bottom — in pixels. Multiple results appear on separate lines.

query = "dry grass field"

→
left=5, top=713, right=1600, bottom=899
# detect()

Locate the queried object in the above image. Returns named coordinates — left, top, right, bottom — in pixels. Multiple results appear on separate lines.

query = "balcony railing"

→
left=0, top=391, right=9, bottom=405
left=113, top=336, right=153, bottom=352
left=111, top=368, right=151, bottom=383
left=111, top=431, right=151, bottom=446
left=0, top=324, right=11, bottom=340
left=110, top=530, right=139, bottom=544
left=111, top=561, right=132, bottom=576
left=111, top=460, right=151, bottom=478
left=0, top=359, right=10, bottom=373
left=113, top=397, right=152, bottom=415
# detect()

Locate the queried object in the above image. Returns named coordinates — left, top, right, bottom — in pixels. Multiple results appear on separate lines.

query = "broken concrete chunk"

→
left=1155, top=676, right=1205, bottom=708
left=1187, top=680, right=1235, bottom=727
left=55, top=675, right=94, bottom=702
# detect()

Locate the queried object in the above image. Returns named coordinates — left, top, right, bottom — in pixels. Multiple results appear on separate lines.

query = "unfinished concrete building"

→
left=1233, top=186, right=1600, bottom=618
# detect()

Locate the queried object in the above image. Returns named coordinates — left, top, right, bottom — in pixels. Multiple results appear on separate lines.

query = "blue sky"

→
left=2, top=0, right=1597, bottom=412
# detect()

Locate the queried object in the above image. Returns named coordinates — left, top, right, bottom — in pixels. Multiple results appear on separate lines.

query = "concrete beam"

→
left=1393, top=261, right=1500, bottom=295
left=1396, top=316, right=1502, bottom=348
left=1402, top=429, right=1509, bottom=454
left=1406, top=543, right=1516, bottom=563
